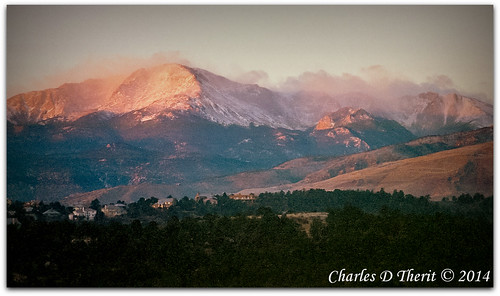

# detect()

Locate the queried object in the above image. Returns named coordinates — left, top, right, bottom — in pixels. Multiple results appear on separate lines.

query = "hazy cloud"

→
left=279, top=65, right=461, bottom=102
left=9, top=56, right=487, bottom=108
left=360, top=65, right=400, bottom=87
left=427, top=75, right=455, bottom=89
left=7, top=51, right=191, bottom=98
left=280, top=70, right=374, bottom=95
left=233, top=70, right=270, bottom=86
left=44, top=51, right=191, bottom=85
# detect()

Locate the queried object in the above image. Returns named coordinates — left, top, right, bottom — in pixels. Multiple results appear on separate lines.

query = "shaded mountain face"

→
left=58, top=127, right=493, bottom=206
left=7, top=112, right=310, bottom=202
left=7, top=104, right=414, bottom=202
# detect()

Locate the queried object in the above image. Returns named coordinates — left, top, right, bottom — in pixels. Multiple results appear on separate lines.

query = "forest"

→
left=7, top=189, right=493, bottom=287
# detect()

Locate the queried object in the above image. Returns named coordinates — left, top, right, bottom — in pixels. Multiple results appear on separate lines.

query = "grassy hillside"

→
left=241, top=142, right=492, bottom=200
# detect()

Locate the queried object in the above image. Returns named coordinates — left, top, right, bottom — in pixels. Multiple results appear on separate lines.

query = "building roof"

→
left=73, top=207, right=97, bottom=215
left=157, top=198, right=176, bottom=204
left=43, top=209, right=62, bottom=216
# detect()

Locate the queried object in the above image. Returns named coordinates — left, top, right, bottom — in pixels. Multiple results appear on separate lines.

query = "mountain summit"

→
left=101, top=64, right=201, bottom=114
left=311, top=107, right=415, bottom=153
left=315, top=107, right=373, bottom=130
left=7, top=63, right=303, bottom=129
left=391, top=92, right=493, bottom=136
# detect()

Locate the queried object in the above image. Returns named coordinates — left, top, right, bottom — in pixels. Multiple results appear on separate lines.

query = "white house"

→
left=71, top=207, right=97, bottom=221
left=153, top=198, right=176, bottom=209
left=102, top=204, right=127, bottom=217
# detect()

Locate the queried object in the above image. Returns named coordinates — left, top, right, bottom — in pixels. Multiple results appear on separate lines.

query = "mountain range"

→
left=6, top=63, right=493, bottom=204
left=8, top=63, right=492, bottom=133
left=59, top=126, right=493, bottom=205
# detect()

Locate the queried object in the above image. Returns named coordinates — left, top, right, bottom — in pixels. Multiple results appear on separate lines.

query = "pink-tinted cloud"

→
left=233, top=70, right=270, bottom=86
left=280, top=70, right=375, bottom=95
left=45, top=51, right=191, bottom=85
left=427, top=75, right=455, bottom=89
left=7, top=51, right=191, bottom=98
left=279, top=65, right=460, bottom=102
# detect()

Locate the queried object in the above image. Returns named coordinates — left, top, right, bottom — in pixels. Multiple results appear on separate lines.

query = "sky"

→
left=6, top=4, right=494, bottom=103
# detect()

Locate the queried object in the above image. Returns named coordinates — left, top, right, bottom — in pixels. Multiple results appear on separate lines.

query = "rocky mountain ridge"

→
left=7, top=63, right=493, bottom=136
left=7, top=64, right=305, bottom=130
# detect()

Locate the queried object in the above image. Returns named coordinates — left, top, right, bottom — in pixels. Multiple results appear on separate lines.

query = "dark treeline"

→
left=7, top=189, right=493, bottom=287
left=254, top=189, right=492, bottom=217
left=119, top=189, right=492, bottom=223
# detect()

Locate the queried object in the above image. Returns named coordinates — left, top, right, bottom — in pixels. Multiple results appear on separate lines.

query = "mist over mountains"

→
left=8, top=63, right=492, bottom=133
left=6, top=63, right=493, bottom=203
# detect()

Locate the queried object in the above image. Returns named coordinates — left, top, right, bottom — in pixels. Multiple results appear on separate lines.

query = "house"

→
left=203, top=197, right=218, bottom=205
left=229, top=193, right=256, bottom=201
left=194, top=193, right=206, bottom=202
left=22, top=200, right=40, bottom=213
left=7, top=217, right=21, bottom=225
left=102, top=204, right=127, bottom=217
left=43, top=209, right=63, bottom=221
left=195, top=193, right=218, bottom=205
left=7, top=210, right=21, bottom=225
left=24, top=200, right=40, bottom=208
left=71, top=207, right=97, bottom=221
left=153, top=198, right=176, bottom=209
